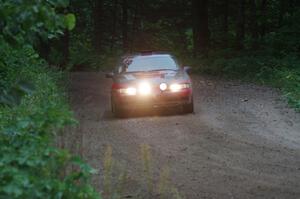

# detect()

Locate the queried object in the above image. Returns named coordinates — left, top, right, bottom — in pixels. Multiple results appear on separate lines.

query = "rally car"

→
left=106, top=52, right=194, bottom=117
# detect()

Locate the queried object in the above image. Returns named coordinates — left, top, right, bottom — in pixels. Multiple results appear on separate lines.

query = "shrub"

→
left=0, top=39, right=100, bottom=198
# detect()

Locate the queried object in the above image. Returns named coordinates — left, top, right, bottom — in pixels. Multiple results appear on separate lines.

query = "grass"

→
left=141, top=144, right=153, bottom=194
left=101, top=144, right=183, bottom=199
left=103, top=145, right=113, bottom=197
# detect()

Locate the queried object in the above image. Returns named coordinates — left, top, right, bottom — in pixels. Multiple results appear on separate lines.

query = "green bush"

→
left=68, top=33, right=123, bottom=71
left=0, top=1, right=101, bottom=198
left=0, top=0, right=69, bottom=45
left=0, top=39, right=100, bottom=198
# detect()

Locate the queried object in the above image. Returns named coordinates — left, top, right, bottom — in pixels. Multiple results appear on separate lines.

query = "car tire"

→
left=182, top=98, right=194, bottom=114
left=111, top=97, right=126, bottom=118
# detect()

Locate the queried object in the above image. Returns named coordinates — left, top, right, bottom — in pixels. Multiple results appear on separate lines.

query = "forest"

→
left=63, top=0, right=299, bottom=108
left=0, top=0, right=299, bottom=198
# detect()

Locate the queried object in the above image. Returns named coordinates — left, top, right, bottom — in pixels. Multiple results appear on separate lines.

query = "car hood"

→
left=115, top=70, right=188, bottom=85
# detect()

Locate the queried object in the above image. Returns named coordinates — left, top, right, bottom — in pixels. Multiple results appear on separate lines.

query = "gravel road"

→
left=59, top=72, right=300, bottom=199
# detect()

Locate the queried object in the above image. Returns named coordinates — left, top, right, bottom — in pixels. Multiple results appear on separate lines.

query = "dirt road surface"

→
left=59, top=72, right=300, bottom=199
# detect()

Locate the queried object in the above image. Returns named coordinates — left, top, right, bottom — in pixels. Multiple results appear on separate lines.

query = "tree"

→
left=122, top=0, right=129, bottom=52
left=192, top=0, right=210, bottom=55
left=260, top=0, right=268, bottom=37
left=130, top=0, right=141, bottom=52
left=110, top=0, right=119, bottom=51
left=222, top=0, right=229, bottom=47
left=249, top=0, right=259, bottom=48
left=93, top=0, right=104, bottom=51
left=236, top=0, right=246, bottom=49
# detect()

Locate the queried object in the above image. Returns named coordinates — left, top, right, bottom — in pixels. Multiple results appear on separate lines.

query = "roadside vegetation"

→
left=191, top=52, right=300, bottom=110
left=0, top=1, right=99, bottom=198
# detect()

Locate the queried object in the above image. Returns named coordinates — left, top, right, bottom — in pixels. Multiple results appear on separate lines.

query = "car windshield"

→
left=119, top=55, right=179, bottom=73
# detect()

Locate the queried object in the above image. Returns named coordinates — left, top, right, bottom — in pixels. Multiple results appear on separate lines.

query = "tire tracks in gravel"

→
left=59, top=72, right=300, bottom=199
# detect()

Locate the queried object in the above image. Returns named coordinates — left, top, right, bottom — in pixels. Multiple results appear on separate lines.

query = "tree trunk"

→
left=250, top=0, right=259, bottom=48
left=222, top=0, right=229, bottom=47
left=260, top=0, right=267, bottom=37
left=289, top=0, right=294, bottom=14
left=93, top=0, right=103, bottom=52
left=61, top=30, right=69, bottom=67
left=236, top=0, right=246, bottom=50
left=36, top=37, right=50, bottom=62
left=130, top=1, right=140, bottom=52
left=279, top=0, right=285, bottom=26
left=192, top=0, right=209, bottom=55
left=110, top=0, right=119, bottom=51
left=122, top=0, right=129, bottom=52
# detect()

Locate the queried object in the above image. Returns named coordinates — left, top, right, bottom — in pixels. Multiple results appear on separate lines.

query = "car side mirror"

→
left=105, top=72, right=114, bottom=78
left=183, top=66, right=192, bottom=74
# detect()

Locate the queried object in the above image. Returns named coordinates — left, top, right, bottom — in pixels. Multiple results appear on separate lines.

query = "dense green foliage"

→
left=0, top=0, right=67, bottom=44
left=0, top=1, right=100, bottom=198
left=0, top=41, right=99, bottom=198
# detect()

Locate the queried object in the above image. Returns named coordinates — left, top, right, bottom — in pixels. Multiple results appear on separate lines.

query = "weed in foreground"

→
left=103, top=145, right=113, bottom=197
left=141, top=144, right=153, bottom=194
left=101, top=144, right=183, bottom=199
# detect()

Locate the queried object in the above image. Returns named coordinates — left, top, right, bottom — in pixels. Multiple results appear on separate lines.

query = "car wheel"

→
left=182, top=98, right=194, bottom=114
left=111, top=97, right=126, bottom=118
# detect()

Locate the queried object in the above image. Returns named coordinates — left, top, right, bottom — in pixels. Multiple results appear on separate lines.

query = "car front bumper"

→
left=112, top=89, right=192, bottom=110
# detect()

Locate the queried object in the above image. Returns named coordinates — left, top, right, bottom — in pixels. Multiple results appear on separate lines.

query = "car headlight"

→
left=170, top=83, right=191, bottom=92
left=138, top=82, right=151, bottom=95
left=118, top=87, right=137, bottom=95
left=159, top=83, right=167, bottom=91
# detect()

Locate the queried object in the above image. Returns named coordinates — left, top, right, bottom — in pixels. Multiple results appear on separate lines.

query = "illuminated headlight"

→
left=159, top=83, right=167, bottom=91
left=138, top=82, right=151, bottom=95
left=118, top=87, right=137, bottom=95
left=170, top=83, right=191, bottom=92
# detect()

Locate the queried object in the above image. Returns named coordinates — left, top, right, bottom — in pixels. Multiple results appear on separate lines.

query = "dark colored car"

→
left=106, top=52, right=194, bottom=117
